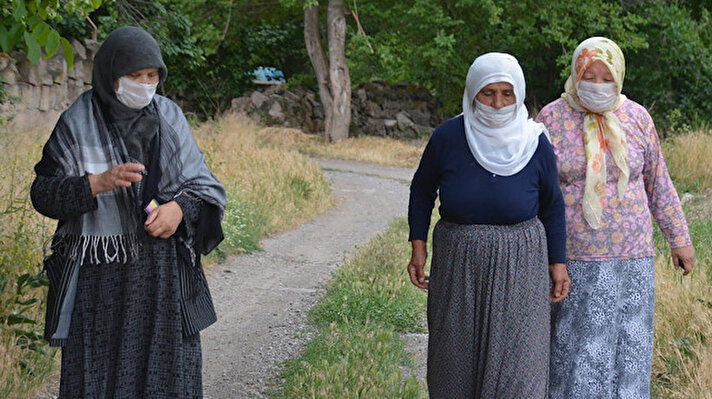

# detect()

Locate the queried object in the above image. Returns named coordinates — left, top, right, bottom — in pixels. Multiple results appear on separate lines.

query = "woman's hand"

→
left=408, top=240, right=429, bottom=290
left=88, top=162, right=145, bottom=196
left=671, top=245, right=695, bottom=276
left=549, top=263, right=570, bottom=303
left=144, top=200, right=183, bottom=239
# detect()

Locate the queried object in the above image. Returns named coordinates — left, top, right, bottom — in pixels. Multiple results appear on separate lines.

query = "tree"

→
left=304, top=0, right=351, bottom=142
left=0, top=0, right=102, bottom=69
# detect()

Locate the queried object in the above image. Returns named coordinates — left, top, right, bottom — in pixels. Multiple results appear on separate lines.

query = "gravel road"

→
left=201, top=158, right=416, bottom=398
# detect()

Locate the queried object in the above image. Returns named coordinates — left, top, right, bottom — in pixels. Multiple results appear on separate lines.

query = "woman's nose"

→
left=492, top=95, right=505, bottom=109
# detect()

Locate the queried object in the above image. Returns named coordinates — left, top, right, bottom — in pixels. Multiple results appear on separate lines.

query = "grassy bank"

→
left=275, top=218, right=427, bottom=398
left=275, top=130, right=712, bottom=397
left=0, top=115, right=333, bottom=398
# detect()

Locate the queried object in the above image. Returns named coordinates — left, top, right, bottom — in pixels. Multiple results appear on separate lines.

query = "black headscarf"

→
left=92, top=26, right=168, bottom=164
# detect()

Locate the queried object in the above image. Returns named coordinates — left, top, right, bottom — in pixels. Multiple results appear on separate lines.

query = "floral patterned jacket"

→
left=536, top=98, right=691, bottom=261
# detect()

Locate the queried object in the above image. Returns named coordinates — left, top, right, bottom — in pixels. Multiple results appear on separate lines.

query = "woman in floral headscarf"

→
left=536, top=37, right=695, bottom=398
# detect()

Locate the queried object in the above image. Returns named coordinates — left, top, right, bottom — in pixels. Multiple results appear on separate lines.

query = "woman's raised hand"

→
left=89, top=162, right=145, bottom=196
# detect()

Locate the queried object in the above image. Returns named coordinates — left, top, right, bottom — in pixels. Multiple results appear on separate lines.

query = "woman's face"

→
left=113, top=67, right=160, bottom=90
left=581, top=60, right=614, bottom=83
left=474, top=82, right=515, bottom=109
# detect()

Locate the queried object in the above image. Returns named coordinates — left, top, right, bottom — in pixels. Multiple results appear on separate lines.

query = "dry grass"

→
left=652, top=223, right=712, bottom=398
left=662, top=130, right=712, bottom=193
left=257, top=126, right=426, bottom=168
left=194, top=115, right=333, bottom=237
left=0, top=126, right=56, bottom=399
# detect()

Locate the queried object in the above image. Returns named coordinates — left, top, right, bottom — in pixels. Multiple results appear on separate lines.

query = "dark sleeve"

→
left=174, top=192, right=202, bottom=237
left=30, top=121, right=98, bottom=220
left=408, top=132, right=441, bottom=242
left=174, top=192, right=224, bottom=255
left=30, top=175, right=97, bottom=220
left=536, top=137, right=567, bottom=264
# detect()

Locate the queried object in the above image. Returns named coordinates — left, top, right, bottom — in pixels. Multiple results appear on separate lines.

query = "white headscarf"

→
left=462, top=52, right=547, bottom=176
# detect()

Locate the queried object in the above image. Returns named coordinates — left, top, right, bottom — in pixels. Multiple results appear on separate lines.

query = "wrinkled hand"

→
left=89, top=162, right=145, bottom=196
left=144, top=201, right=183, bottom=239
left=671, top=245, right=695, bottom=276
left=549, top=263, right=570, bottom=303
left=408, top=240, right=429, bottom=290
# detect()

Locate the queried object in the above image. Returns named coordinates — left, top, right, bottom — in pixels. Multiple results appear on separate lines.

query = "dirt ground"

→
left=200, top=158, right=415, bottom=398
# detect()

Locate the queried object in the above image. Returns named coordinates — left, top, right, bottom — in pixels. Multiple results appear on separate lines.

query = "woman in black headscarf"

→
left=31, top=26, right=226, bottom=398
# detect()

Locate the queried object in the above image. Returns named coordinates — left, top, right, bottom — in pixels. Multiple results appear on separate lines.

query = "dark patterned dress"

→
left=427, top=219, right=550, bottom=398
left=33, top=176, right=204, bottom=399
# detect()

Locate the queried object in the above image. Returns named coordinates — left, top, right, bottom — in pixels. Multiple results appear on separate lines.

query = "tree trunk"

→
left=304, top=5, right=333, bottom=138
left=326, top=0, right=351, bottom=142
left=303, top=0, right=351, bottom=142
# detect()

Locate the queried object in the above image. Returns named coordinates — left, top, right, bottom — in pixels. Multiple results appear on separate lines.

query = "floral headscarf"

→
left=562, top=37, right=629, bottom=230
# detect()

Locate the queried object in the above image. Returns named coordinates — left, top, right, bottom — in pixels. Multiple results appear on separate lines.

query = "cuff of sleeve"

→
left=80, top=175, right=99, bottom=211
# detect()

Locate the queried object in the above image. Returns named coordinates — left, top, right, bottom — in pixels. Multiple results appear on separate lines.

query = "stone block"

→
left=47, top=52, right=68, bottom=84
left=20, top=83, right=41, bottom=108
left=251, top=91, right=268, bottom=109
left=71, top=38, right=87, bottom=60
left=268, top=101, right=284, bottom=120
left=16, top=56, right=41, bottom=85
left=230, top=97, right=253, bottom=114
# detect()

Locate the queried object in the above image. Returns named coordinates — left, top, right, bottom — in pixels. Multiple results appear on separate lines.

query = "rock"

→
left=231, top=96, right=253, bottom=114
left=396, top=111, right=415, bottom=130
left=250, top=91, right=269, bottom=109
left=268, top=101, right=284, bottom=120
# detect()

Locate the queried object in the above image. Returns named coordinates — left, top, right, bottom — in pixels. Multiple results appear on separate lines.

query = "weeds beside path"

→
left=200, top=159, right=415, bottom=398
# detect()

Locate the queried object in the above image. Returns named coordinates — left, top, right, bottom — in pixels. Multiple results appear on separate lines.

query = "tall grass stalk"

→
left=0, top=127, right=56, bottom=399
left=662, top=130, right=712, bottom=193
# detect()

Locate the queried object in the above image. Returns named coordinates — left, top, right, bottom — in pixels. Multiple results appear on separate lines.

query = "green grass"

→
left=275, top=218, right=428, bottom=398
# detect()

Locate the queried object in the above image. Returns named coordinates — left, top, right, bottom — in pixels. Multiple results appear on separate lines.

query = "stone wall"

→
left=0, top=39, right=98, bottom=131
left=231, top=81, right=442, bottom=139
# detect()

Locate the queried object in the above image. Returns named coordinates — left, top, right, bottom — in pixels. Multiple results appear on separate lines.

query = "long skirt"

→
left=58, top=237, right=203, bottom=399
left=549, top=258, right=655, bottom=399
left=427, top=218, right=550, bottom=398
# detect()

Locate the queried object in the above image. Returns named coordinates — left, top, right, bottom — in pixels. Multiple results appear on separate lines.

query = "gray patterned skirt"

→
left=549, top=258, right=655, bottom=399
left=427, top=218, right=550, bottom=399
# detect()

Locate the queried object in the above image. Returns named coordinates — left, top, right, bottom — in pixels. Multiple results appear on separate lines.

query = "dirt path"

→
left=201, top=158, right=415, bottom=398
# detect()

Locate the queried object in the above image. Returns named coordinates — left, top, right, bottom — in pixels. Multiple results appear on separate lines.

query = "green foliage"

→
left=625, top=2, right=712, bottom=134
left=0, top=0, right=102, bottom=68
left=205, top=194, right=266, bottom=264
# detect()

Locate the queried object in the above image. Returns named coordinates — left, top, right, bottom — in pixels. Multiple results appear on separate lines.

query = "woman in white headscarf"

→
left=408, top=52, right=569, bottom=398
left=536, top=37, right=695, bottom=398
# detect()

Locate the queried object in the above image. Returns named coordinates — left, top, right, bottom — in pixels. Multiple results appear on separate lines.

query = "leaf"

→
left=0, top=25, right=9, bottom=52
left=13, top=0, right=28, bottom=20
left=7, top=313, right=37, bottom=326
left=15, top=297, right=39, bottom=306
left=31, top=21, right=51, bottom=46
left=61, top=37, right=74, bottom=70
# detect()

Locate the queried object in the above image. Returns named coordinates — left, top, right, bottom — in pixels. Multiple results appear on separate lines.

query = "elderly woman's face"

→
left=581, top=60, right=614, bottom=83
left=475, top=82, right=515, bottom=109
left=113, top=67, right=160, bottom=90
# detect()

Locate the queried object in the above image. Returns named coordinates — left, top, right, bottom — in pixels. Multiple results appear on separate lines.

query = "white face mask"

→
left=577, top=81, right=618, bottom=113
left=115, top=77, right=158, bottom=109
left=473, top=99, right=517, bottom=128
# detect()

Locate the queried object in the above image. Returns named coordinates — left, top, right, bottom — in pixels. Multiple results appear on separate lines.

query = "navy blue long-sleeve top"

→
left=408, top=115, right=566, bottom=264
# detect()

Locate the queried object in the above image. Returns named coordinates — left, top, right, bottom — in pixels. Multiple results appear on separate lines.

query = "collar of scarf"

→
left=463, top=52, right=547, bottom=176
left=561, top=37, right=629, bottom=230
left=49, top=91, right=226, bottom=265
